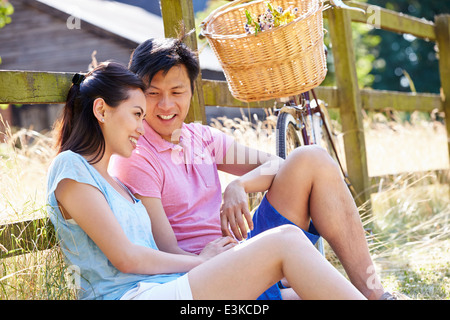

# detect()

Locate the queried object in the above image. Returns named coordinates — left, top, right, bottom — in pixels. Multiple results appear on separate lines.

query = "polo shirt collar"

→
left=142, top=120, right=186, bottom=153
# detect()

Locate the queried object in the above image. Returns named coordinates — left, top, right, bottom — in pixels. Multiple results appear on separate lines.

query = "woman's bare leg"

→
left=188, top=225, right=366, bottom=300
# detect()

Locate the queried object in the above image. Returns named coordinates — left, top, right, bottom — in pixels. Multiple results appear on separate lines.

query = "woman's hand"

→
left=198, top=236, right=238, bottom=261
left=220, top=180, right=254, bottom=241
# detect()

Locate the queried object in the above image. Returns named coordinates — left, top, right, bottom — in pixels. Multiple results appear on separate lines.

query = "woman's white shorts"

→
left=120, top=274, right=193, bottom=300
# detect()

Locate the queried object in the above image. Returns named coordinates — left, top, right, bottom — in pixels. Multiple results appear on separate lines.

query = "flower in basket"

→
left=244, top=2, right=299, bottom=35
left=244, top=9, right=262, bottom=35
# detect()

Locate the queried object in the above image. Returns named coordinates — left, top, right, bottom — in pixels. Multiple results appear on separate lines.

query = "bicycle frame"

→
left=275, top=89, right=357, bottom=197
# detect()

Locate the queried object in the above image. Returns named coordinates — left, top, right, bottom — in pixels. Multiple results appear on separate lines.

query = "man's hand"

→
left=220, top=180, right=254, bottom=241
left=198, top=236, right=238, bottom=261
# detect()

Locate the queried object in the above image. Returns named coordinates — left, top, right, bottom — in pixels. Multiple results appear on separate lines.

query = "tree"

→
left=0, top=0, right=14, bottom=65
left=0, top=0, right=13, bottom=113
left=366, top=0, right=450, bottom=94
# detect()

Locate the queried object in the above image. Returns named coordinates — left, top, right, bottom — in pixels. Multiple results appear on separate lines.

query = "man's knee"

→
left=287, top=145, right=339, bottom=175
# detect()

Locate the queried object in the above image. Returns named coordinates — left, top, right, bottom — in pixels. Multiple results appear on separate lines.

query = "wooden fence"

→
left=1, top=1, right=449, bottom=259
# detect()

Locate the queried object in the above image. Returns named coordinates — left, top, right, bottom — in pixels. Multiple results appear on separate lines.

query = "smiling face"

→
left=101, top=88, right=147, bottom=158
left=144, top=65, right=192, bottom=143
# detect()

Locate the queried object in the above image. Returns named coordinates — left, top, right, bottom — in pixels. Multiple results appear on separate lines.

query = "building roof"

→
left=36, top=0, right=222, bottom=72
left=111, top=0, right=210, bottom=16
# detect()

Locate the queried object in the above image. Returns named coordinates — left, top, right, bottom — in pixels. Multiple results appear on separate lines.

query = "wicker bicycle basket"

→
left=201, top=0, right=327, bottom=102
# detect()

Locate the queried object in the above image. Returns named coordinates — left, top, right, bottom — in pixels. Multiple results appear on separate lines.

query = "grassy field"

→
left=0, top=110, right=449, bottom=299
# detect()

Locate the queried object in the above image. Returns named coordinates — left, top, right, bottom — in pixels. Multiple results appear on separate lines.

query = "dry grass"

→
left=211, top=109, right=449, bottom=300
left=0, top=122, right=55, bottom=225
left=210, top=108, right=277, bottom=191
left=364, top=112, right=448, bottom=177
left=0, top=117, right=73, bottom=299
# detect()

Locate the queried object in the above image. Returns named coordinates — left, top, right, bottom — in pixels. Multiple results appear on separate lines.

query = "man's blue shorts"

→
left=247, top=195, right=321, bottom=300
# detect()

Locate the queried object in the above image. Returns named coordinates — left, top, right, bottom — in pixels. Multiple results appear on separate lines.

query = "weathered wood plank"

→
left=346, top=1, right=436, bottom=41
left=202, top=82, right=442, bottom=113
left=0, top=218, right=56, bottom=259
left=326, top=8, right=370, bottom=205
left=435, top=14, right=450, bottom=180
left=314, top=87, right=441, bottom=113
left=1, top=71, right=441, bottom=113
left=202, top=79, right=276, bottom=108
left=160, top=0, right=206, bottom=124
left=0, top=70, right=72, bottom=104
left=360, top=89, right=441, bottom=113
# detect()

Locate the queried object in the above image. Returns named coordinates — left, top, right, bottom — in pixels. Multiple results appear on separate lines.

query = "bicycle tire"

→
left=276, top=112, right=303, bottom=159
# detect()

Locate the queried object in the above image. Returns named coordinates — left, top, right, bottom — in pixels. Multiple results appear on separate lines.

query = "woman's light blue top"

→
left=46, top=150, right=184, bottom=300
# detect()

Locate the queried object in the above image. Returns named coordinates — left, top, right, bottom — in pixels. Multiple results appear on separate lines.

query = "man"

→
left=109, top=35, right=392, bottom=300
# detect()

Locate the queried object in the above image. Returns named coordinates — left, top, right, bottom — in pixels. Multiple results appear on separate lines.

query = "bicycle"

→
left=272, top=1, right=364, bottom=201
left=273, top=84, right=360, bottom=254
left=201, top=0, right=366, bottom=254
left=274, top=84, right=357, bottom=200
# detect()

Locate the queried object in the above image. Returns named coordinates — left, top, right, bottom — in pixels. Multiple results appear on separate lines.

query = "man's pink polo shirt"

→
left=109, top=120, right=234, bottom=254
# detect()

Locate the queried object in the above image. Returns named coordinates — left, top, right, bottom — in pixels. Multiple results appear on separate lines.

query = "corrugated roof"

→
left=36, top=0, right=222, bottom=71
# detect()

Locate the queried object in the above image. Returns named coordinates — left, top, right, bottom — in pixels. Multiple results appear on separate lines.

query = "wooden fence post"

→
left=325, top=8, right=370, bottom=207
left=435, top=14, right=450, bottom=181
left=160, top=0, right=206, bottom=124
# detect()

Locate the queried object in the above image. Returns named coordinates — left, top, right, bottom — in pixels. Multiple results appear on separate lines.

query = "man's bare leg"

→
left=265, top=145, right=385, bottom=300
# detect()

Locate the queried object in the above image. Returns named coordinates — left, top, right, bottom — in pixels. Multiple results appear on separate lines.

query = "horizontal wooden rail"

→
left=203, top=80, right=442, bottom=113
left=0, top=72, right=442, bottom=114
left=0, top=71, right=72, bottom=104
left=317, top=87, right=441, bottom=113
left=0, top=218, right=56, bottom=259
left=202, top=79, right=276, bottom=109
left=346, top=1, right=436, bottom=41
left=360, top=89, right=441, bottom=113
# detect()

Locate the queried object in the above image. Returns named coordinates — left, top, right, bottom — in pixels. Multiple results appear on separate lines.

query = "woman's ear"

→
left=93, top=98, right=106, bottom=123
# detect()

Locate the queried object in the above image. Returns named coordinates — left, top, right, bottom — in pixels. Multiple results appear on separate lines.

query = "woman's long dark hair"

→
left=53, top=61, right=145, bottom=164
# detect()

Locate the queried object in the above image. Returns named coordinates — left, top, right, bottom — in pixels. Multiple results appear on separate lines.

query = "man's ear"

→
left=93, top=98, right=106, bottom=123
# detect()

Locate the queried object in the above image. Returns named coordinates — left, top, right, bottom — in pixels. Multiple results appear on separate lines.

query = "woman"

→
left=47, top=61, right=365, bottom=300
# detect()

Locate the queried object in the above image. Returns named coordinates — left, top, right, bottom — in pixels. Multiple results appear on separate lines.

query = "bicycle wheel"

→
left=276, top=112, right=303, bottom=159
